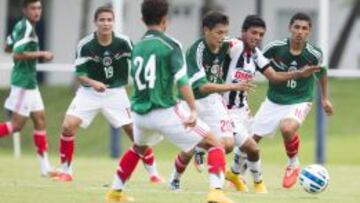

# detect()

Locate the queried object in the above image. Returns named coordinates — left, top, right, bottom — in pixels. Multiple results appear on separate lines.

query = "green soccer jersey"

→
left=130, top=30, right=188, bottom=114
left=263, top=38, right=326, bottom=104
left=75, top=32, right=132, bottom=88
left=186, top=38, right=230, bottom=99
left=7, top=18, right=39, bottom=89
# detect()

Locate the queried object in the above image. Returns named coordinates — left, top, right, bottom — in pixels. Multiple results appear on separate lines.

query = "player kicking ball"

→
left=51, top=6, right=163, bottom=184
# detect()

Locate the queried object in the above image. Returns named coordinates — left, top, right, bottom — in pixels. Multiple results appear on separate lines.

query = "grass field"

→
left=0, top=79, right=360, bottom=202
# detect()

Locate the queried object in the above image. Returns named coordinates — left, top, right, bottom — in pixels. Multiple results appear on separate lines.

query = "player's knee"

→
left=247, top=146, right=260, bottom=161
left=223, top=140, right=234, bottom=154
left=132, top=144, right=148, bottom=156
left=11, top=123, right=23, bottom=132
left=280, top=125, right=296, bottom=137
left=61, top=122, right=76, bottom=136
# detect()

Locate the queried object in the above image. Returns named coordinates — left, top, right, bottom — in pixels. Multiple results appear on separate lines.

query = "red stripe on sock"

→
left=33, top=130, right=48, bottom=156
left=284, top=132, right=300, bottom=158
left=116, top=146, right=141, bottom=182
left=207, top=147, right=226, bottom=174
left=60, top=133, right=75, bottom=164
left=141, top=147, right=154, bottom=165
left=0, top=122, right=12, bottom=137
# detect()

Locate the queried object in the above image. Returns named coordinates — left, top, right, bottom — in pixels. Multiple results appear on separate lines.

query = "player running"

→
left=0, top=0, right=54, bottom=177
left=251, top=12, right=334, bottom=189
left=52, top=6, right=162, bottom=183
left=106, top=1, right=234, bottom=203
left=223, top=15, right=320, bottom=193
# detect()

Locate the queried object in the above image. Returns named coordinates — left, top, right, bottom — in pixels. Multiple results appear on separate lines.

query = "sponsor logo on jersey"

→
left=232, top=70, right=253, bottom=81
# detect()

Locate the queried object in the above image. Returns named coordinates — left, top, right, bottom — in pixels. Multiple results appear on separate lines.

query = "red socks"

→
left=60, top=133, right=75, bottom=164
left=284, top=132, right=300, bottom=158
left=33, top=130, right=48, bottom=156
left=207, top=147, right=226, bottom=174
left=0, top=122, right=13, bottom=137
left=116, top=146, right=141, bottom=182
left=174, top=154, right=187, bottom=174
left=141, top=147, right=154, bottom=165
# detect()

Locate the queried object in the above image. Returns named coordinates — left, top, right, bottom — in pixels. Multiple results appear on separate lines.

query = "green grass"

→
left=0, top=155, right=359, bottom=203
left=0, top=79, right=360, bottom=202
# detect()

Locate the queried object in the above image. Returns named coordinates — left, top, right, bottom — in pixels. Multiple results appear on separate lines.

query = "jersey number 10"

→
left=134, top=54, right=156, bottom=90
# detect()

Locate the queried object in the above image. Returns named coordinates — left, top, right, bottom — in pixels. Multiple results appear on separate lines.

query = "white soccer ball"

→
left=299, top=164, right=329, bottom=194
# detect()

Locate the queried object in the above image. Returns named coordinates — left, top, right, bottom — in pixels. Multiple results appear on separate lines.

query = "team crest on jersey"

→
left=103, top=56, right=112, bottom=66
left=288, top=61, right=298, bottom=71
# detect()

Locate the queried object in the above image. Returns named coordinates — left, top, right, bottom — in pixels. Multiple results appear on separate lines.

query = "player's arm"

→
left=262, top=65, right=320, bottom=83
left=318, top=69, right=334, bottom=116
left=77, top=75, right=107, bottom=92
left=13, top=51, right=53, bottom=61
left=199, top=81, right=254, bottom=94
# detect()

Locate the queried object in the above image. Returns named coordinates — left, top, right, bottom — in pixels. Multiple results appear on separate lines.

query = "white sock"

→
left=247, top=159, right=263, bottom=183
left=143, top=162, right=159, bottom=177
left=37, top=152, right=52, bottom=176
left=231, top=147, right=248, bottom=175
left=170, top=169, right=182, bottom=181
left=60, top=162, right=73, bottom=175
left=209, top=172, right=225, bottom=189
left=288, top=156, right=300, bottom=168
left=111, top=174, right=125, bottom=190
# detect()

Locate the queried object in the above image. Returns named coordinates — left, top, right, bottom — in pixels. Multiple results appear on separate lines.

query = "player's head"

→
left=22, top=0, right=42, bottom=23
left=202, top=11, right=229, bottom=50
left=241, top=15, right=266, bottom=49
left=94, top=6, right=114, bottom=36
left=289, top=12, right=312, bottom=45
left=141, top=0, right=169, bottom=31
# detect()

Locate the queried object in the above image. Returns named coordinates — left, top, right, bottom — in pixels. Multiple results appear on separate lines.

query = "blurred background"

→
left=0, top=0, right=359, bottom=162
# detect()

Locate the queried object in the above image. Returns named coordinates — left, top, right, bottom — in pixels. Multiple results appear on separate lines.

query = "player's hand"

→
left=298, top=65, right=321, bottom=77
left=91, top=81, right=107, bottom=92
left=40, top=51, right=54, bottom=61
left=183, top=110, right=197, bottom=129
left=321, top=98, right=334, bottom=116
left=232, top=81, right=256, bottom=92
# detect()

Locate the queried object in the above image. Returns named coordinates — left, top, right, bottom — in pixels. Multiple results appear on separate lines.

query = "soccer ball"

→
left=299, top=164, right=329, bottom=194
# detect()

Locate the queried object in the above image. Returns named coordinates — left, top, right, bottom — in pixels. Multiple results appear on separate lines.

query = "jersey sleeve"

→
left=228, top=38, right=243, bottom=59
left=171, top=46, right=189, bottom=86
left=186, top=47, right=208, bottom=90
left=254, top=47, right=270, bottom=72
left=262, top=42, right=276, bottom=59
left=315, top=49, right=327, bottom=78
left=12, top=21, right=34, bottom=54
left=74, top=42, right=91, bottom=77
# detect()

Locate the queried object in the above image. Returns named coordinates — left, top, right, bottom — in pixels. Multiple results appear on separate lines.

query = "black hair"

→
left=242, top=15, right=266, bottom=31
left=141, top=0, right=169, bottom=25
left=202, top=11, right=229, bottom=29
left=94, top=6, right=114, bottom=21
left=290, top=12, right=312, bottom=27
left=23, top=0, right=41, bottom=8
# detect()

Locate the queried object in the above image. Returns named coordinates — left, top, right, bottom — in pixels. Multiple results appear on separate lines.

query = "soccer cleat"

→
left=168, top=179, right=181, bottom=191
left=149, top=175, right=165, bottom=184
left=207, top=189, right=234, bottom=203
left=225, top=170, right=249, bottom=192
left=282, top=165, right=301, bottom=188
left=194, top=150, right=206, bottom=172
left=254, top=180, right=268, bottom=194
left=44, top=170, right=61, bottom=178
left=105, top=190, right=134, bottom=202
left=52, top=172, right=73, bottom=182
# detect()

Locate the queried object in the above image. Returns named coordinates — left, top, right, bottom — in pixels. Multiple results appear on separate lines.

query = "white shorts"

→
left=66, top=86, right=132, bottom=129
left=253, top=98, right=312, bottom=137
left=229, top=107, right=253, bottom=147
left=4, top=85, right=44, bottom=117
left=133, top=103, right=210, bottom=152
left=195, top=94, right=233, bottom=139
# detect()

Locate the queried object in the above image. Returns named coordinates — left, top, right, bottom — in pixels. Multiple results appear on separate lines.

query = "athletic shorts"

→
left=4, top=85, right=44, bottom=117
left=229, top=107, right=253, bottom=147
left=195, top=93, right=233, bottom=140
left=66, top=86, right=132, bottom=129
left=253, top=98, right=312, bottom=137
left=133, top=103, right=210, bottom=152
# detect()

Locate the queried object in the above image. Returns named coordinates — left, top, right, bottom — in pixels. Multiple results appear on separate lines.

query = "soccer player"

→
left=52, top=6, right=162, bottom=183
left=0, top=0, right=54, bottom=176
left=105, top=1, right=234, bottom=202
left=223, top=15, right=320, bottom=193
left=252, top=12, right=334, bottom=189
left=168, top=11, right=255, bottom=191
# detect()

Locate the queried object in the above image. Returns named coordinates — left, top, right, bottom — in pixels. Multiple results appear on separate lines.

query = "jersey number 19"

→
left=134, top=54, right=156, bottom=90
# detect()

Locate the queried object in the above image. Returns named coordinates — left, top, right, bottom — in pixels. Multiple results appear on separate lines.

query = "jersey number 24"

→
left=134, top=54, right=156, bottom=90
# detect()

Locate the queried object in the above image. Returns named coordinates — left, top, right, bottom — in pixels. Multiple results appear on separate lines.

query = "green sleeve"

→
left=75, top=46, right=90, bottom=76
left=171, top=46, right=188, bottom=86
